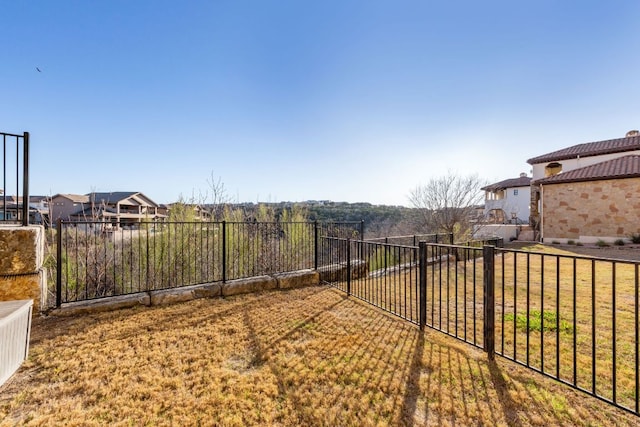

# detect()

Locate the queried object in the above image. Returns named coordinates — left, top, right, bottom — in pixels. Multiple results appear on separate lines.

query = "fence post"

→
left=359, top=220, right=365, bottom=261
left=449, top=232, right=454, bottom=245
left=384, top=237, right=388, bottom=273
left=346, top=238, right=351, bottom=296
left=21, top=132, right=30, bottom=226
left=483, top=245, right=495, bottom=360
left=314, top=221, right=318, bottom=270
left=222, top=220, right=227, bottom=283
left=419, top=241, right=427, bottom=330
left=56, top=219, right=62, bottom=308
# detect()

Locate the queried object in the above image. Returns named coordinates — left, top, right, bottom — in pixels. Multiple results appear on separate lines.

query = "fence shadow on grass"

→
left=13, top=285, right=638, bottom=426
left=242, top=286, right=634, bottom=426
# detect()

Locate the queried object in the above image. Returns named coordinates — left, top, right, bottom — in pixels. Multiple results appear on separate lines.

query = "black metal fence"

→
left=493, top=247, right=640, bottom=416
left=1, top=131, right=29, bottom=225
left=320, top=237, right=640, bottom=417
left=49, top=220, right=361, bottom=308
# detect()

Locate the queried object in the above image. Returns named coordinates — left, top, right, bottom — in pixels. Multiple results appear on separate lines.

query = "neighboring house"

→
left=51, top=192, right=165, bottom=227
left=480, top=173, right=531, bottom=224
left=0, top=195, right=49, bottom=224
left=527, top=130, right=640, bottom=242
left=50, top=194, right=90, bottom=223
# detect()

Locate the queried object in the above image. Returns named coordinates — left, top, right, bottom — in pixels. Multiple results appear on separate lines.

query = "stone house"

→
left=527, top=131, right=640, bottom=243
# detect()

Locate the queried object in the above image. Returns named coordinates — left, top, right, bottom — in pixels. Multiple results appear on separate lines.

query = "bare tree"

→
left=206, top=172, right=234, bottom=221
left=408, top=173, right=486, bottom=240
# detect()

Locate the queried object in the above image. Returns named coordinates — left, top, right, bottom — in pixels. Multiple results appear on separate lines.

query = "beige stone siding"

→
left=0, top=226, right=45, bottom=311
left=541, top=177, right=640, bottom=242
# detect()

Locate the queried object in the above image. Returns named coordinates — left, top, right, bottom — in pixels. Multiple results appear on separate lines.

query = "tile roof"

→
left=535, top=155, right=640, bottom=185
left=527, top=134, right=640, bottom=165
left=481, top=176, right=531, bottom=191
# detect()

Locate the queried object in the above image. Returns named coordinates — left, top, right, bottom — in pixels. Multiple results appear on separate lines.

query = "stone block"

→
left=0, top=269, right=45, bottom=312
left=221, top=276, right=277, bottom=297
left=193, top=283, right=223, bottom=299
left=0, top=226, right=44, bottom=274
left=274, top=269, right=319, bottom=289
left=52, top=292, right=151, bottom=316
left=317, top=260, right=368, bottom=283
left=149, top=283, right=222, bottom=306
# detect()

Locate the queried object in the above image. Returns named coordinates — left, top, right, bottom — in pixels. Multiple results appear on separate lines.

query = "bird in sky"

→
left=36, top=67, right=41, bottom=72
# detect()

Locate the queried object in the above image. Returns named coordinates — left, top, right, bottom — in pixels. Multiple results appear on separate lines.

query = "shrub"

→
left=596, top=239, right=610, bottom=247
left=614, top=239, right=625, bottom=246
left=552, top=240, right=560, bottom=245
left=567, top=240, right=575, bottom=245
left=576, top=242, right=583, bottom=246
left=629, top=233, right=640, bottom=244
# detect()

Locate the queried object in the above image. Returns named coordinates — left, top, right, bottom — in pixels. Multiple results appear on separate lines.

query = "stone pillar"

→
left=529, top=183, right=541, bottom=237
left=0, top=225, right=46, bottom=312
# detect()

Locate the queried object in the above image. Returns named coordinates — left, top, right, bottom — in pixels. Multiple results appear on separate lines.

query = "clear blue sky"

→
left=3, top=1, right=640, bottom=206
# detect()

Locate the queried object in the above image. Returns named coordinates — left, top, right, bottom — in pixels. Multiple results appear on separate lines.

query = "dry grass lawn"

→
left=0, top=285, right=637, bottom=426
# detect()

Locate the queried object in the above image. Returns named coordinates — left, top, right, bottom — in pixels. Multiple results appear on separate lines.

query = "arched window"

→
left=544, top=162, right=562, bottom=177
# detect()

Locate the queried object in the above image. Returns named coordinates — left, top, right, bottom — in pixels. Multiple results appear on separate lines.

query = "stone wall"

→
left=0, top=225, right=46, bottom=311
left=541, top=177, right=640, bottom=243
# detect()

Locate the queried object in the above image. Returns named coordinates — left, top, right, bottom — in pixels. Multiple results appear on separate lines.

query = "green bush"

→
left=629, top=233, right=640, bottom=244
left=614, top=239, right=625, bottom=246
left=567, top=240, right=575, bottom=245
left=596, top=239, right=609, bottom=247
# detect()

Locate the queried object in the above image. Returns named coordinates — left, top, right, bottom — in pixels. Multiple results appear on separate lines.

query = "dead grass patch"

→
left=0, top=285, right=636, bottom=426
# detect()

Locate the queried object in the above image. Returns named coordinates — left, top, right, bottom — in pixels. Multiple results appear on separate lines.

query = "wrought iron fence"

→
left=319, top=237, right=422, bottom=324
left=49, top=220, right=361, bottom=308
left=320, top=237, right=640, bottom=417
left=493, top=247, right=640, bottom=416
left=1, top=132, right=29, bottom=225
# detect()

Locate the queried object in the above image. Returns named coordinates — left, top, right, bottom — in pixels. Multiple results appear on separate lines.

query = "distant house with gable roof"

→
left=51, top=191, right=164, bottom=227
left=527, top=130, right=640, bottom=243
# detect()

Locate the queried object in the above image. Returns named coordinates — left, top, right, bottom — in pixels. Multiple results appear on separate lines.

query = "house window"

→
left=513, top=189, right=519, bottom=196
left=545, top=162, right=562, bottom=177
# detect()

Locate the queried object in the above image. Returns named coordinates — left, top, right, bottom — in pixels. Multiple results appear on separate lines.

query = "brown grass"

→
left=0, top=285, right=637, bottom=426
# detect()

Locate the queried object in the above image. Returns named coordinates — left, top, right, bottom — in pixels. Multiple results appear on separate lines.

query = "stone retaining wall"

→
left=52, top=269, right=320, bottom=316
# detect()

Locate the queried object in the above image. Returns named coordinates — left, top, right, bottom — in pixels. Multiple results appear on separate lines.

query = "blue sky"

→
left=3, top=1, right=640, bottom=206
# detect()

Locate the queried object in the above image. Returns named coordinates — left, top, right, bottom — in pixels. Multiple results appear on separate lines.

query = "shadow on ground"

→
left=1, top=285, right=636, bottom=426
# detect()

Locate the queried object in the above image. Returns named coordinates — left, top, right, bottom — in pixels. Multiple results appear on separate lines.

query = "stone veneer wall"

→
left=0, top=226, right=46, bottom=312
left=541, top=177, right=640, bottom=243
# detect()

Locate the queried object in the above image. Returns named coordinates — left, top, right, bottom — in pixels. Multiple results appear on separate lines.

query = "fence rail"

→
left=1, top=131, right=29, bottom=225
left=320, top=237, right=640, bottom=417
